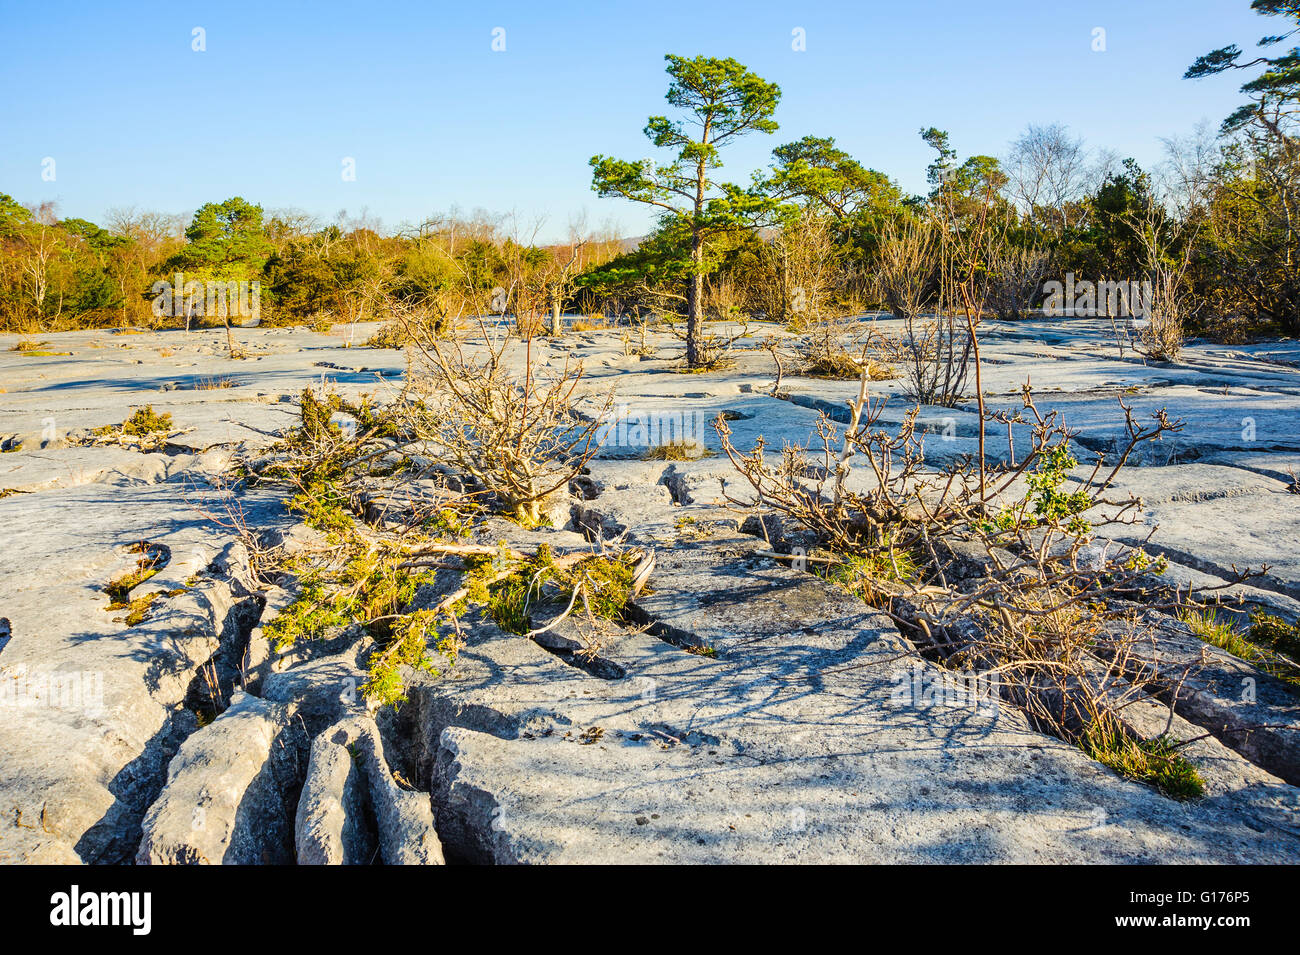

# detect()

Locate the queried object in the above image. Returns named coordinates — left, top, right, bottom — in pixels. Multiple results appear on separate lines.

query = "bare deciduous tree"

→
left=877, top=217, right=936, bottom=322
left=1004, top=123, right=1088, bottom=231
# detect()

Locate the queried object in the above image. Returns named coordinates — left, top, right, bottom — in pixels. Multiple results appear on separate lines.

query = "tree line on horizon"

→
left=2, top=0, right=1297, bottom=366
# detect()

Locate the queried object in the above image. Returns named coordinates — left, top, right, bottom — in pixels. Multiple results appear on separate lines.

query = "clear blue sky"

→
left=0, top=0, right=1268, bottom=241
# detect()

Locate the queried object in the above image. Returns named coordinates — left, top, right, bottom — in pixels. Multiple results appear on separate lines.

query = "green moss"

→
left=297, top=387, right=398, bottom=443
left=119, top=591, right=164, bottom=626
left=1251, top=611, right=1300, bottom=659
left=346, top=552, right=432, bottom=632
left=341, top=394, right=400, bottom=440
left=104, top=544, right=165, bottom=603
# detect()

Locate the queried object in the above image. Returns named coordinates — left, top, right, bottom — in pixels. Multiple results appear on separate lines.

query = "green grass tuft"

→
left=1080, top=721, right=1204, bottom=801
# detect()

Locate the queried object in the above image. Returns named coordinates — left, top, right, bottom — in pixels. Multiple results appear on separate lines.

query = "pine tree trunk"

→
left=686, top=231, right=704, bottom=366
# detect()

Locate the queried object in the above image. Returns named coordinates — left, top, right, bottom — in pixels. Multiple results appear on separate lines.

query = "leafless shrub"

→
left=1140, top=267, right=1194, bottom=363
left=1127, top=199, right=1198, bottom=363
left=1004, top=123, right=1089, bottom=232
left=987, top=243, right=1050, bottom=320
left=759, top=208, right=841, bottom=326
left=713, top=356, right=1240, bottom=786
left=877, top=217, right=937, bottom=323
left=621, top=315, right=659, bottom=358
left=401, top=314, right=611, bottom=526
left=662, top=314, right=749, bottom=369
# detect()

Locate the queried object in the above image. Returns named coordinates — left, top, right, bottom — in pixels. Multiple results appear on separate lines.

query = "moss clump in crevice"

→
left=643, top=440, right=711, bottom=461
left=1251, top=610, right=1300, bottom=660
left=113, top=591, right=163, bottom=626
left=104, top=543, right=167, bottom=604
left=1079, top=720, right=1204, bottom=801
left=121, top=406, right=173, bottom=436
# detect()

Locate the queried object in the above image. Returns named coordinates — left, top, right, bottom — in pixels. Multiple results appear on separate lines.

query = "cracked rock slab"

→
left=413, top=534, right=1300, bottom=863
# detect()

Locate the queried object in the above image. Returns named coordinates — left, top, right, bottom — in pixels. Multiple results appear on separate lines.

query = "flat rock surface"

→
left=2, top=316, right=1299, bottom=863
